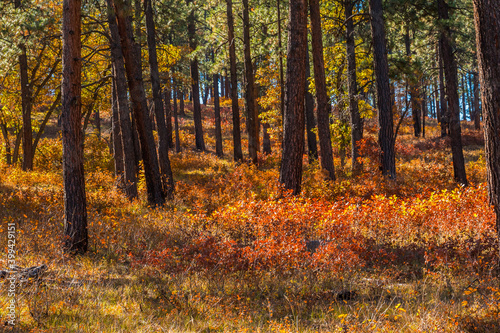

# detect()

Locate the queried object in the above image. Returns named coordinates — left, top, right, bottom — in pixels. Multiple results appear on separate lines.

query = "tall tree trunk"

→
left=438, top=42, right=448, bottom=137
left=438, top=0, right=467, bottom=186
left=345, top=0, right=362, bottom=174
left=309, top=0, right=335, bottom=180
left=434, top=48, right=441, bottom=125
left=304, top=45, right=318, bottom=162
left=242, top=0, right=259, bottom=163
left=1, top=123, right=12, bottom=165
left=277, top=0, right=285, bottom=117
left=179, top=90, right=185, bottom=116
left=473, top=71, right=481, bottom=130
left=422, top=82, right=427, bottom=138
left=62, top=0, right=88, bottom=253
left=279, top=0, right=307, bottom=194
left=107, top=0, right=139, bottom=200
left=405, top=27, right=421, bottom=137
left=145, top=0, right=174, bottom=198
left=19, top=44, right=33, bottom=171
left=163, top=86, right=174, bottom=149
left=186, top=2, right=205, bottom=151
left=114, top=0, right=165, bottom=206
left=173, top=87, right=181, bottom=153
left=112, top=78, right=124, bottom=183
left=369, top=0, right=395, bottom=178
left=212, top=54, right=223, bottom=157
left=472, top=0, right=500, bottom=266
left=226, top=0, right=243, bottom=161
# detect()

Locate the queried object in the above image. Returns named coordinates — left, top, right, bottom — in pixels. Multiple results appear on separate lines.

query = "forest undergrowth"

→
left=0, top=106, right=499, bottom=332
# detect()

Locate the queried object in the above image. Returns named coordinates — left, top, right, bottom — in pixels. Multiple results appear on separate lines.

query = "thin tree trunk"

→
left=19, top=44, right=33, bottom=171
left=213, top=72, right=224, bottom=157
left=438, top=42, right=448, bottom=137
left=107, top=0, right=139, bottom=200
left=305, top=45, right=318, bottom=162
left=179, top=90, right=185, bottom=116
left=186, top=2, right=205, bottom=151
left=473, top=71, right=481, bottom=129
left=309, top=0, right=335, bottom=180
left=0, top=123, right=12, bottom=165
left=226, top=0, right=243, bottom=161
left=173, top=87, right=181, bottom=153
left=369, top=0, right=395, bottom=178
left=62, top=0, right=88, bottom=253
left=438, top=0, right=467, bottom=186
left=112, top=79, right=124, bottom=182
left=243, top=0, right=259, bottom=163
left=114, top=0, right=165, bottom=206
left=345, top=0, right=362, bottom=174
left=422, top=82, right=427, bottom=138
left=279, top=0, right=307, bottom=194
left=277, top=0, right=285, bottom=117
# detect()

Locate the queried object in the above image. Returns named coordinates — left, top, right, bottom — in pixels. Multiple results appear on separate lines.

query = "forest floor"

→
left=0, top=104, right=499, bottom=332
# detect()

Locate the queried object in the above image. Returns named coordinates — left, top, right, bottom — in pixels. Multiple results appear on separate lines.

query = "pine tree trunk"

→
left=279, top=0, right=307, bottom=194
left=112, top=78, right=124, bottom=182
left=345, top=0, right=362, bottom=174
left=145, top=0, right=174, bottom=198
left=114, top=0, right=165, bottom=206
left=187, top=2, right=205, bottom=151
left=226, top=0, right=243, bottom=161
left=472, top=0, right=500, bottom=266
left=173, top=88, right=181, bottom=153
left=163, top=87, right=174, bottom=149
left=438, top=43, right=448, bottom=137
left=179, top=91, right=185, bottom=116
left=473, top=71, right=481, bottom=129
left=304, top=45, right=318, bottom=162
left=213, top=70, right=224, bottom=157
left=62, top=0, right=88, bottom=254
left=243, top=0, right=259, bottom=163
left=438, top=0, right=467, bottom=186
left=369, top=0, right=395, bottom=178
left=19, top=44, right=33, bottom=171
left=309, top=0, right=335, bottom=180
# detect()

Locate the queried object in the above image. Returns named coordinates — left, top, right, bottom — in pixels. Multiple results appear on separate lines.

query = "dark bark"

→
left=112, top=80, right=124, bottom=180
left=1, top=123, right=12, bottom=165
left=173, top=88, right=181, bottom=153
left=213, top=72, right=224, bottom=157
left=179, top=90, right=185, bottom=116
left=186, top=2, right=205, bottom=151
left=369, top=0, right=395, bottom=178
left=305, top=46, right=318, bottom=162
left=438, top=0, right=468, bottom=186
left=107, top=0, right=138, bottom=199
left=226, top=0, right=243, bottom=161
left=145, top=0, right=174, bottom=198
left=422, top=83, right=427, bottom=138
left=345, top=0, right=362, bottom=174
left=277, top=0, right=285, bottom=117
left=309, top=0, right=335, bottom=180
left=114, top=0, right=165, bottom=205
left=279, top=0, right=307, bottom=194
left=438, top=42, right=448, bottom=137
left=472, top=0, right=500, bottom=265
left=473, top=71, right=481, bottom=129
left=62, top=0, right=88, bottom=254
left=243, top=0, right=259, bottom=163
left=163, top=88, right=173, bottom=148
left=405, top=28, right=421, bottom=137
left=19, top=44, right=33, bottom=171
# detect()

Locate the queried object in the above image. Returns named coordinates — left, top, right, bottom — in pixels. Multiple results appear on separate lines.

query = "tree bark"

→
left=438, top=42, right=448, bottom=137
left=277, top=0, right=285, bottom=117
left=226, top=0, right=243, bottom=161
left=173, top=87, right=181, bottom=153
left=19, top=44, right=33, bottom=171
left=473, top=71, right=481, bottom=129
left=179, top=90, right=185, bottom=116
left=186, top=2, right=205, bottom=151
left=62, top=0, right=88, bottom=253
left=309, top=0, right=335, bottom=180
left=107, top=0, right=138, bottom=200
left=213, top=72, right=224, bottom=157
left=305, top=45, right=318, bottom=162
left=472, top=0, right=500, bottom=266
left=114, top=0, right=165, bottom=205
left=112, top=78, right=124, bottom=182
left=369, top=0, right=395, bottom=178
left=279, top=0, right=307, bottom=194
left=345, top=0, right=362, bottom=174
left=145, top=0, right=174, bottom=198
left=242, top=0, right=259, bottom=164
left=438, top=0, right=468, bottom=186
